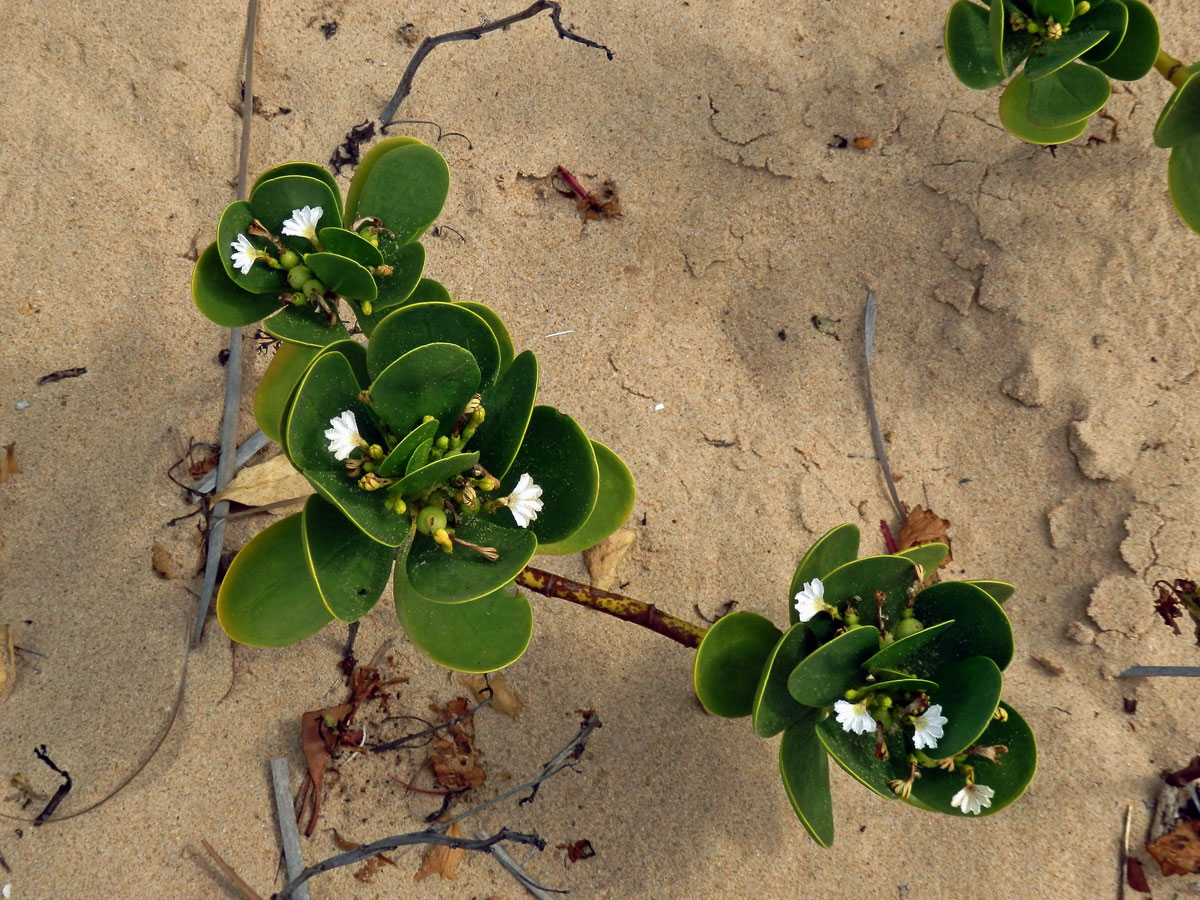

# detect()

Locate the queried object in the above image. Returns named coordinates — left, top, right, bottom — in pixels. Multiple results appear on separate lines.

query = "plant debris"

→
left=414, top=821, right=465, bottom=881
left=428, top=698, right=486, bottom=794
left=32, top=745, right=72, bottom=824
left=330, top=120, right=376, bottom=175
left=17, top=301, right=39, bottom=315
left=553, top=165, right=621, bottom=219
left=558, top=838, right=596, bottom=862
left=228, top=86, right=291, bottom=120
left=1148, top=820, right=1200, bottom=876
left=151, top=542, right=178, bottom=579
left=811, top=314, right=841, bottom=339
left=896, top=505, right=953, bottom=568
left=0, top=626, right=13, bottom=701
left=1154, top=579, right=1200, bottom=646
left=0, top=445, right=17, bottom=484
left=36, top=367, right=86, bottom=385
left=460, top=673, right=521, bottom=718
left=583, top=528, right=636, bottom=591
left=213, top=453, right=312, bottom=508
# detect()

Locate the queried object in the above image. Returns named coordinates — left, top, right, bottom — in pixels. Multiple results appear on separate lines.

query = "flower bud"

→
left=435, top=436, right=450, bottom=451
left=1074, top=1, right=1089, bottom=15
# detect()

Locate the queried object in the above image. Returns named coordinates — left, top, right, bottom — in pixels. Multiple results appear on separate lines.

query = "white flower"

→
left=503, top=472, right=544, bottom=528
left=281, top=205, right=323, bottom=243
left=833, top=699, right=876, bottom=735
left=324, top=410, right=363, bottom=460
left=950, top=782, right=995, bottom=815
left=911, top=703, right=948, bottom=750
left=793, top=577, right=830, bottom=622
left=230, top=233, right=260, bottom=274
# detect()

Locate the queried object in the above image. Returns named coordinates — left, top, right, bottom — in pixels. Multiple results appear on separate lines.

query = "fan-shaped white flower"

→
left=281, top=205, right=323, bottom=243
left=950, top=782, right=995, bottom=815
left=324, top=410, right=363, bottom=460
left=503, top=473, right=544, bottom=528
left=911, top=703, right=948, bottom=750
left=833, top=699, right=876, bottom=735
left=793, top=577, right=831, bottom=622
left=230, top=233, right=260, bottom=275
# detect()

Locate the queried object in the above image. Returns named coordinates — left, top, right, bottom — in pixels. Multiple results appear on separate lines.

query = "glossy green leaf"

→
left=374, top=242, right=426, bottom=309
left=315, top=339, right=370, bottom=389
left=779, top=711, right=834, bottom=847
left=369, top=343, right=481, bottom=438
left=906, top=702, right=1037, bottom=816
left=926, top=656, right=1004, bottom=758
left=405, top=438, right=434, bottom=475
left=1079, top=1, right=1129, bottom=63
left=787, top=523, right=860, bottom=625
left=396, top=579, right=533, bottom=673
left=893, top=543, right=948, bottom=578
left=216, top=201, right=286, bottom=293
left=318, top=226, right=384, bottom=268
left=910, top=581, right=1014, bottom=674
left=392, top=450, right=480, bottom=497
left=693, top=611, right=782, bottom=718
left=254, top=342, right=319, bottom=443
left=348, top=141, right=450, bottom=245
left=301, top=494, right=394, bottom=622
left=535, top=441, right=635, bottom=555
left=1093, top=0, right=1158, bottom=80
left=262, top=304, right=350, bottom=348
left=1168, top=138, right=1200, bottom=234
left=378, top=419, right=439, bottom=478
left=366, top=302, right=501, bottom=388
left=862, top=620, right=958, bottom=672
left=999, top=72, right=1090, bottom=143
left=405, top=517, right=537, bottom=603
left=344, top=136, right=422, bottom=223
left=1023, top=30, right=1109, bottom=80
left=964, top=580, right=1015, bottom=604
left=821, top=555, right=920, bottom=634
left=499, top=406, right=598, bottom=544
left=988, top=0, right=1007, bottom=72
left=1032, top=0, right=1073, bottom=24
left=1025, top=62, right=1110, bottom=126
left=1155, top=72, right=1200, bottom=148
left=787, top=625, right=880, bottom=707
left=857, top=676, right=939, bottom=695
left=305, top=252, right=377, bottom=303
left=252, top=162, right=343, bottom=219
left=946, top=1, right=1005, bottom=89
left=472, top=350, right=537, bottom=479
left=409, top=278, right=454, bottom=305
left=752, top=623, right=817, bottom=737
left=457, top=301, right=516, bottom=375
left=217, top=512, right=333, bottom=646
left=249, top=174, right=342, bottom=252
left=192, top=241, right=282, bottom=327
left=817, top=714, right=911, bottom=800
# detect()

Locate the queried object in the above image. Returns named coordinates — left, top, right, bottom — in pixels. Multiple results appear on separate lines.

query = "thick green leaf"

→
left=315, top=339, right=370, bottom=389
left=752, top=623, right=817, bottom=738
left=249, top=174, right=342, bottom=253
left=348, top=141, right=450, bottom=245
left=693, top=611, right=782, bottom=718
left=1079, top=1, right=1129, bottom=63
left=926, top=656, right=1004, bottom=758
left=535, top=441, right=635, bottom=556
left=788, top=523, right=860, bottom=625
left=857, top=676, right=939, bottom=695
left=366, top=302, right=501, bottom=388
left=499, top=406, right=598, bottom=544
left=1023, top=30, right=1109, bottom=80
left=1093, top=0, right=1158, bottom=80
left=964, top=580, right=1015, bottom=604
left=999, top=72, right=1090, bottom=143
left=817, top=714, right=911, bottom=800
left=262, top=304, right=350, bottom=348
left=318, top=226, right=384, bottom=268
left=369, top=343, right=481, bottom=438
left=192, top=241, right=282, bottom=327
left=405, top=438, right=434, bottom=475
left=787, top=625, right=881, bottom=707
left=893, top=543, right=948, bottom=578
left=821, top=555, right=920, bottom=635
left=374, top=241, right=426, bottom=309
left=1032, top=0, right=1073, bottom=24
left=254, top=342, right=319, bottom=443
left=906, top=702, right=1037, bottom=816
left=1025, top=62, right=1110, bottom=126
left=378, top=419, right=439, bottom=478
left=910, top=581, right=1014, bottom=674
left=1155, top=71, right=1200, bottom=148
left=946, top=1, right=1005, bottom=90
left=778, top=712, right=835, bottom=847
left=302, top=494, right=394, bottom=622
left=1168, top=138, right=1200, bottom=234
left=405, top=517, right=537, bottom=603
left=252, top=162, right=343, bottom=219
left=989, top=0, right=1007, bottom=72
left=344, top=136, right=422, bottom=223
left=409, top=278, right=454, bottom=305
left=863, top=620, right=958, bottom=672
left=396, top=579, right=533, bottom=673
left=472, top=350, right=537, bottom=479
left=217, top=512, right=333, bottom=646
left=306, top=252, right=377, bottom=302
left=457, top=301, right=516, bottom=375
left=392, top=450, right=480, bottom=497
left=216, top=201, right=286, bottom=294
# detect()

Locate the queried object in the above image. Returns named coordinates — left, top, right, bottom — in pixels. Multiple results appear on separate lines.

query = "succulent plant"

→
left=692, top=524, right=1036, bottom=845
left=191, top=140, right=635, bottom=672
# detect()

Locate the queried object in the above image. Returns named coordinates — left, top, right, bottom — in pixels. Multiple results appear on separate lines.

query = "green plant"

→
left=191, top=139, right=635, bottom=672
left=692, top=523, right=1037, bottom=846
left=943, top=0, right=1200, bottom=233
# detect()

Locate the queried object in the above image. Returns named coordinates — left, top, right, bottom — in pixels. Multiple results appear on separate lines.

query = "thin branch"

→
left=370, top=694, right=492, bottom=753
left=478, top=830, right=565, bottom=898
left=201, top=839, right=265, bottom=900
left=863, top=291, right=905, bottom=520
left=517, top=567, right=707, bottom=648
left=379, top=0, right=613, bottom=126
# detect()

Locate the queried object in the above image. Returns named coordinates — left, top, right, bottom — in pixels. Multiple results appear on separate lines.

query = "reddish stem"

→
left=388, top=775, right=455, bottom=797
left=880, top=519, right=898, bottom=554
left=556, top=164, right=590, bottom=199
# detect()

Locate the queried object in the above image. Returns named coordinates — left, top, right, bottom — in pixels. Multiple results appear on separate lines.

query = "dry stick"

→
left=477, top=829, right=561, bottom=900
left=517, top=567, right=708, bottom=648
left=194, top=0, right=260, bottom=647
left=379, top=0, right=613, bottom=126
left=863, top=291, right=905, bottom=521
left=200, top=839, right=266, bottom=900
left=270, top=757, right=310, bottom=900
left=273, top=714, right=599, bottom=899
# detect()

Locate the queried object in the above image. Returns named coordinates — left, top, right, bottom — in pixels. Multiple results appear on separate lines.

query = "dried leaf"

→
left=0, top=444, right=18, bottom=484
left=414, top=822, right=465, bottom=881
left=213, top=453, right=312, bottom=508
left=583, top=528, right=637, bottom=591
left=428, top=698, right=486, bottom=792
left=557, top=838, right=596, bottom=862
left=0, top=625, right=14, bottom=701
left=1126, top=857, right=1151, bottom=892
left=459, top=674, right=522, bottom=718
left=896, top=505, right=952, bottom=567
left=151, top=542, right=178, bottom=579
left=1166, top=756, right=1200, bottom=787
left=299, top=703, right=353, bottom=836
left=1147, top=818, right=1200, bottom=876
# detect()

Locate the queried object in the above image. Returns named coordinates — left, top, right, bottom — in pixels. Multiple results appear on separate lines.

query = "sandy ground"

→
left=2, top=0, right=1200, bottom=897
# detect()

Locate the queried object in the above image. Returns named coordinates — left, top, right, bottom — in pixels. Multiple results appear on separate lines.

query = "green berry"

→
left=416, top=506, right=447, bottom=535
left=287, top=265, right=314, bottom=290
left=279, top=250, right=301, bottom=269
left=301, top=278, right=326, bottom=300
left=893, top=617, right=924, bottom=640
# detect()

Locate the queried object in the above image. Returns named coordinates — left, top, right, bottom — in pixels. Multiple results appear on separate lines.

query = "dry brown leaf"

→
left=1147, top=818, right=1200, bottom=875
left=460, top=673, right=522, bottom=718
left=0, top=443, right=18, bottom=484
left=151, top=542, right=178, bottom=579
left=0, top=624, right=14, bottom=700
left=213, top=453, right=311, bottom=508
left=896, top=505, right=952, bottom=567
left=429, top=698, right=486, bottom=792
left=583, top=527, right=637, bottom=591
left=414, top=821, right=465, bottom=881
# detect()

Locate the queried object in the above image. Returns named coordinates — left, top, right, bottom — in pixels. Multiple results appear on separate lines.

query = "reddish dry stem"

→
left=556, top=164, right=590, bottom=199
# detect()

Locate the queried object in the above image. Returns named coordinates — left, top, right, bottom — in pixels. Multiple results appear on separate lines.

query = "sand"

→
left=1, top=0, right=1199, bottom=897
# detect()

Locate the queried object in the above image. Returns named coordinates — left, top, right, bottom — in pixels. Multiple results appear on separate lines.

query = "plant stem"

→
left=517, top=567, right=708, bottom=648
left=1155, top=49, right=1190, bottom=88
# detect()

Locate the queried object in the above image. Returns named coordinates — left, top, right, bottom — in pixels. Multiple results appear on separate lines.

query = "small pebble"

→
left=14, top=400, right=29, bottom=410
left=1033, top=654, right=1066, bottom=675
left=653, top=403, right=664, bottom=411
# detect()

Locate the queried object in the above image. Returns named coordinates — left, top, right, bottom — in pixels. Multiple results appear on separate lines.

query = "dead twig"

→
left=201, top=839, right=265, bottom=900
left=371, top=693, right=492, bottom=753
